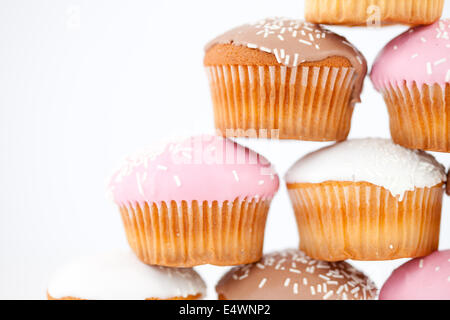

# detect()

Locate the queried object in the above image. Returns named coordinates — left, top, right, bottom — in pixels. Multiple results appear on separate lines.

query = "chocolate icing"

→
left=216, top=249, right=377, bottom=300
left=205, top=18, right=367, bottom=103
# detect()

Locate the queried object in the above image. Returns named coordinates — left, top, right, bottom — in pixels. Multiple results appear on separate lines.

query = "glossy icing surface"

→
left=371, top=20, right=450, bottom=90
left=108, top=135, right=279, bottom=206
left=216, top=249, right=377, bottom=300
left=379, top=250, right=450, bottom=300
left=205, top=17, right=367, bottom=102
left=47, top=251, right=206, bottom=300
left=285, top=138, right=446, bottom=198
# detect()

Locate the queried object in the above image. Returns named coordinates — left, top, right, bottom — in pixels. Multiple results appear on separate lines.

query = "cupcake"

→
left=285, top=138, right=446, bottom=261
left=305, top=0, right=444, bottom=26
left=204, top=18, right=367, bottom=141
left=108, top=135, right=279, bottom=267
left=379, top=250, right=450, bottom=300
left=47, top=251, right=206, bottom=300
left=216, top=249, right=378, bottom=300
left=371, top=20, right=450, bottom=153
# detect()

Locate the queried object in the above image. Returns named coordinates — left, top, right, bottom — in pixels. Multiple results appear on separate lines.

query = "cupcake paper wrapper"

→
left=305, top=0, right=444, bottom=26
left=206, top=65, right=356, bottom=141
left=120, top=198, right=271, bottom=267
left=383, top=83, right=449, bottom=153
left=287, top=181, right=443, bottom=261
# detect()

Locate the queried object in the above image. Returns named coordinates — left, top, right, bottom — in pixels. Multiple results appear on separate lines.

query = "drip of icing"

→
left=47, top=251, right=206, bottom=300
left=379, top=250, right=450, bottom=300
left=108, top=135, right=279, bottom=207
left=205, top=17, right=367, bottom=103
left=285, top=138, right=446, bottom=199
left=371, top=19, right=450, bottom=90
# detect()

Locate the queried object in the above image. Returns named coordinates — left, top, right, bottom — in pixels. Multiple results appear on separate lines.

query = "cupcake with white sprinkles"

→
left=204, top=17, right=367, bottom=141
left=216, top=249, right=377, bottom=300
left=108, top=135, right=279, bottom=267
left=285, top=138, right=446, bottom=262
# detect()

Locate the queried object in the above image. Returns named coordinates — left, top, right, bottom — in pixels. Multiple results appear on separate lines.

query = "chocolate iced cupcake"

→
left=204, top=18, right=367, bottom=141
left=216, top=249, right=377, bottom=300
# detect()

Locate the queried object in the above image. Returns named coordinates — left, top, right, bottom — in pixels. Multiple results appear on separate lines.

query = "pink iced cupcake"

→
left=371, top=20, right=450, bottom=153
left=108, top=135, right=279, bottom=267
left=380, top=250, right=450, bottom=300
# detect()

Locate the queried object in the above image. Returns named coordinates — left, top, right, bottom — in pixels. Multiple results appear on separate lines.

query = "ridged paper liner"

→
left=305, top=0, right=444, bottom=26
left=382, top=83, right=449, bottom=153
left=120, top=198, right=271, bottom=267
left=287, top=181, right=443, bottom=261
left=206, top=65, right=356, bottom=141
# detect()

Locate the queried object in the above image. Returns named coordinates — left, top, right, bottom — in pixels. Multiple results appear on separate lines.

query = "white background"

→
left=0, top=0, right=449, bottom=300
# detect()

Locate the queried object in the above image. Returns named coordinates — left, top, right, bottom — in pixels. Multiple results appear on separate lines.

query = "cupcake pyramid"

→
left=49, top=2, right=449, bottom=300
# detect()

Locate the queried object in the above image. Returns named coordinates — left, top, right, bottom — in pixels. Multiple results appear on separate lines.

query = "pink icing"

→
left=371, top=20, right=450, bottom=91
left=108, top=135, right=279, bottom=206
left=379, top=250, right=450, bottom=300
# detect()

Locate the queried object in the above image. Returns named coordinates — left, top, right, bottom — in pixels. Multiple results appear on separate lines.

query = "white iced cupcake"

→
left=47, top=251, right=206, bottom=300
left=285, top=138, right=446, bottom=261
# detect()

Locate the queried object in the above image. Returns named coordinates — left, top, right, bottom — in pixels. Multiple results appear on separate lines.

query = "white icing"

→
left=285, top=138, right=446, bottom=198
left=47, top=251, right=206, bottom=300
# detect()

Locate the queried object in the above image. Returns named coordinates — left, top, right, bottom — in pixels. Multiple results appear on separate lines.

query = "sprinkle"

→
left=318, top=275, right=330, bottom=281
left=299, top=39, right=312, bottom=46
left=136, top=173, right=144, bottom=196
left=351, top=287, right=360, bottom=294
left=157, top=165, right=168, bottom=171
left=173, top=175, right=181, bottom=187
left=278, top=35, right=284, bottom=41
left=258, top=278, right=267, bottom=288
left=323, top=291, right=334, bottom=300
left=389, top=244, right=394, bottom=250
left=421, top=37, right=427, bottom=43
left=260, top=47, right=272, bottom=53
left=256, top=263, right=265, bottom=269
left=426, top=62, right=432, bottom=75
left=337, top=285, right=345, bottom=294
left=434, top=58, right=447, bottom=66
left=293, top=283, right=299, bottom=294
left=289, top=268, right=301, bottom=274
left=393, top=45, right=398, bottom=50
left=258, top=180, right=265, bottom=185
left=419, top=259, right=424, bottom=268
left=435, top=267, right=440, bottom=272
left=232, top=170, right=239, bottom=182
left=303, top=278, right=308, bottom=285
left=446, top=70, right=450, bottom=82
left=310, top=286, right=316, bottom=295
left=284, top=278, right=291, bottom=287
left=411, top=53, right=419, bottom=59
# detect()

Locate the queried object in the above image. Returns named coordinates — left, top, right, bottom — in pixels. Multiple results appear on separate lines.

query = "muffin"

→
left=371, top=20, right=450, bottom=153
left=204, top=18, right=367, bottom=141
left=305, top=0, right=444, bottom=26
left=379, top=250, right=450, bottom=300
left=285, top=138, right=446, bottom=261
left=47, top=251, right=206, bottom=300
left=216, top=249, right=377, bottom=300
left=108, top=135, right=279, bottom=267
